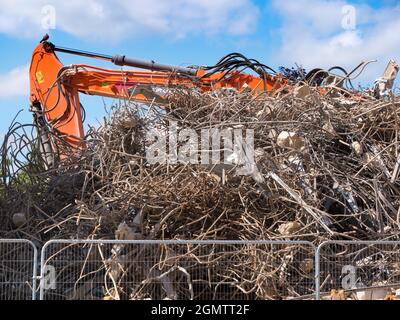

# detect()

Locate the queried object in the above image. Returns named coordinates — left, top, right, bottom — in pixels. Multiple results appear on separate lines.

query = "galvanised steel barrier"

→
left=39, top=240, right=316, bottom=300
left=315, top=241, right=400, bottom=300
left=0, top=239, right=38, bottom=300
left=6, top=238, right=399, bottom=300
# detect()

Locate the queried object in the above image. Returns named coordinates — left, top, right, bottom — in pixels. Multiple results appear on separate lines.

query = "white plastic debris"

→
left=374, top=60, right=399, bottom=99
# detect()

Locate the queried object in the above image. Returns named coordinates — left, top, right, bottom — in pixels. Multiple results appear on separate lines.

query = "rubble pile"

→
left=1, top=86, right=400, bottom=299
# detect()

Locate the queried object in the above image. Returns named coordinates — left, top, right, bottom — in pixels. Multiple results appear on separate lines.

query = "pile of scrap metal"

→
left=1, top=54, right=400, bottom=300
left=2, top=58, right=400, bottom=243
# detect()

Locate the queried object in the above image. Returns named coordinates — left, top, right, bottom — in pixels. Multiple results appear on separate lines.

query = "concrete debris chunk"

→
left=293, top=85, right=311, bottom=99
left=276, top=131, right=306, bottom=151
left=268, top=129, right=278, bottom=140
left=278, top=221, right=302, bottom=235
left=300, top=259, right=314, bottom=274
left=12, top=213, right=27, bottom=228
left=351, top=141, right=363, bottom=156
left=116, top=222, right=142, bottom=240
left=356, top=287, right=390, bottom=300
left=322, top=121, right=337, bottom=136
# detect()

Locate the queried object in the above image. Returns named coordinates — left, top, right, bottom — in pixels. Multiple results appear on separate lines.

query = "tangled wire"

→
left=1, top=86, right=400, bottom=299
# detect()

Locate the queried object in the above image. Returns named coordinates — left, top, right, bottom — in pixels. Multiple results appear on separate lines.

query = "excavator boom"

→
left=29, top=36, right=285, bottom=161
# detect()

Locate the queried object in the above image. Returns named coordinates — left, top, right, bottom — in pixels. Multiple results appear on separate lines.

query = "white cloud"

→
left=0, top=0, right=259, bottom=40
left=270, top=0, right=400, bottom=84
left=0, top=65, right=29, bottom=99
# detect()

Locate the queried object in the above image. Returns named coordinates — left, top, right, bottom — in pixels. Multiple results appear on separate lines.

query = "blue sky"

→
left=0, top=0, right=399, bottom=139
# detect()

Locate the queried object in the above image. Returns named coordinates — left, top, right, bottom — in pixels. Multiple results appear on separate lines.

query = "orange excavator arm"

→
left=29, top=36, right=285, bottom=159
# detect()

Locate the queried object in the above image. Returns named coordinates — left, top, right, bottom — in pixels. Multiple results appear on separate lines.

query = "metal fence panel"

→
left=40, top=240, right=315, bottom=300
left=0, top=239, right=38, bottom=300
left=316, top=241, right=400, bottom=300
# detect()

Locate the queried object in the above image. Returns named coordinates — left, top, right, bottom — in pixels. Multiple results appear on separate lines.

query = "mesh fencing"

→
left=39, top=240, right=316, bottom=300
left=0, top=239, right=37, bottom=300
left=7, top=238, right=399, bottom=300
left=316, top=241, right=400, bottom=300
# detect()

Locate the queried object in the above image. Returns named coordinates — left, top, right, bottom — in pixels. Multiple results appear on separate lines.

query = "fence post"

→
left=315, top=243, right=323, bottom=300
